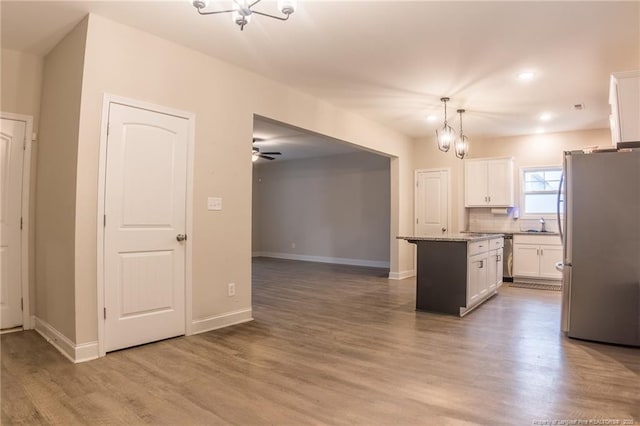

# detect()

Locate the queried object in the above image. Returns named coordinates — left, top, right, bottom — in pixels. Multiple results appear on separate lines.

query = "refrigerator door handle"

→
left=557, top=172, right=564, bottom=245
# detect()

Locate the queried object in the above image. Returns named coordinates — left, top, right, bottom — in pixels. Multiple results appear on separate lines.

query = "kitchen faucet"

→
left=540, top=217, right=546, bottom=232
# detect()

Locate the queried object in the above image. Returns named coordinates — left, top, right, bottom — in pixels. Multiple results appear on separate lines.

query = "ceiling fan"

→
left=252, top=138, right=282, bottom=161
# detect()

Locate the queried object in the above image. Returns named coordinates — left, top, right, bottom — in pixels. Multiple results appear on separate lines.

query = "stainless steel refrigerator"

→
left=559, top=149, right=640, bottom=346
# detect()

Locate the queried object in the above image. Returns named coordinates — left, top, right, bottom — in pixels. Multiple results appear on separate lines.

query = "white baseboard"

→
left=191, top=308, right=253, bottom=335
left=388, top=270, right=416, bottom=280
left=255, top=251, right=390, bottom=269
left=34, top=317, right=99, bottom=363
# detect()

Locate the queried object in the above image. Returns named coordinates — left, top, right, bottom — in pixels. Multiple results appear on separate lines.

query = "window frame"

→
left=519, top=165, right=563, bottom=219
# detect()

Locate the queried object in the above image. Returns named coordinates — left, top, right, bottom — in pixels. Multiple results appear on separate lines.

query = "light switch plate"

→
left=208, top=197, right=222, bottom=211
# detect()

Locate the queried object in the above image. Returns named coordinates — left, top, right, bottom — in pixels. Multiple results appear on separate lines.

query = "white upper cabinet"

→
left=609, top=70, right=640, bottom=145
left=464, top=158, right=514, bottom=207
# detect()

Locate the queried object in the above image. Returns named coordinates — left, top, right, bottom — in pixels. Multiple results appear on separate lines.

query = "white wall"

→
left=35, top=18, right=88, bottom=341
left=253, top=152, right=391, bottom=267
left=1, top=48, right=43, bottom=128
left=1, top=48, right=44, bottom=316
left=64, top=14, right=414, bottom=345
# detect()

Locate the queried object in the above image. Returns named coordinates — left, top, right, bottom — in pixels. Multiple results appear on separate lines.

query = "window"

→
left=522, top=167, right=562, bottom=215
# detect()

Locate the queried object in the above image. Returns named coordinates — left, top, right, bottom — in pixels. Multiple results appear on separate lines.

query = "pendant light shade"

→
left=436, top=97, right=455, bottom=152
left=455, top=109, right=469, bottom=159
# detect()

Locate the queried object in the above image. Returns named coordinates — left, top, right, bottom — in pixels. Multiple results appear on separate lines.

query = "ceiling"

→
left=2, top=1, right=639, bottom=145
left=253, top=116, right=364, bottom=161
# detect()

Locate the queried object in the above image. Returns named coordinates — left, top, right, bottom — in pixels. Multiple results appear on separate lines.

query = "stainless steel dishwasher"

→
left=503, top=234, right=513, bottom=282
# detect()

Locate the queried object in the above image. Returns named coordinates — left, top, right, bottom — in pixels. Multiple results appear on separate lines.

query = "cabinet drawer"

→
left=514, top=234, right=561, bottom=246
left=489, top=238, right=504, bottom=250
left=468, top=240, right=490, bottom=256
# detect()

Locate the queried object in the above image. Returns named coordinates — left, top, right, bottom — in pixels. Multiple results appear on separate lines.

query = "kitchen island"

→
left=398, top=234, right=504, bottom=316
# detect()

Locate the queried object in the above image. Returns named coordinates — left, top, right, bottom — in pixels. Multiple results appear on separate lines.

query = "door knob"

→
left=176, top=234, right=187, bottom=242
left=442, top=227, right=447, bottom=233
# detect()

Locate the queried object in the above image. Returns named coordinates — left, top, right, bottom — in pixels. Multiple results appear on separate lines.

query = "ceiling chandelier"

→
left=455, top=109, right=469, bottom=160
left=435, top=97, right=456, bottom=153
left=191, top=0, right=297, bottom=31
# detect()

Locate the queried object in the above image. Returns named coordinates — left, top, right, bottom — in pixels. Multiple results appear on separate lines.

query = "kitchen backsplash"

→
left=467, top=208, right=560, bottom=233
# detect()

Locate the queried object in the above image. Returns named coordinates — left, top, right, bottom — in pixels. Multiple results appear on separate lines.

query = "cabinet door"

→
left=465, top=160, right=488, bottom=207
left=468, top=253, right=488, bottom=305
left=539, top=245, right=563, bottom=280
left=513, top=244, right=540, bottom=278
left=487, top=159, right=514, bottom=206
left=495, top=248, right=504, bottom=288
left=487, top=250, right=498, bottom=292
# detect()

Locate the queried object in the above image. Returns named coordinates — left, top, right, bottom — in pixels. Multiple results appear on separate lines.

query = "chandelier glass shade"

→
left=455, top=109, right=469, bottom=159
left=435, top=97, right=455, bottom=152
left=192, top=0, right=297, bottom=31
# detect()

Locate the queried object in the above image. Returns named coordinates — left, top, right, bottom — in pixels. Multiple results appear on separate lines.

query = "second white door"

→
left=0, top=118, right=26, bottom=329
left=415, top=170, right=449, bottom=236
left=104, top=103, right=189, bottom=352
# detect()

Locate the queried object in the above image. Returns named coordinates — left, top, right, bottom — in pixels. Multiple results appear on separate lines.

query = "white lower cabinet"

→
left=488, top=247, right=504, bottom=292
left=467, top=252, right=488, bottom=306
left=513, top=235, right=562, bottom=281
left=539, top=245, right=563, bottom=279
left=467, top=237, right=504, bottom=309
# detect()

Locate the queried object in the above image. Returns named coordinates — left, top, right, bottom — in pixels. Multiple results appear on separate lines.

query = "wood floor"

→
left=2, top=258, right=639, bottom=425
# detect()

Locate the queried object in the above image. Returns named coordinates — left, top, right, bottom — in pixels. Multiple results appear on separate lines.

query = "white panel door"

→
left=0, top=119, right=25, bottom=329
left=416, top=170, right=449, bottom=236
left=104, top=103, right=188, bottom=352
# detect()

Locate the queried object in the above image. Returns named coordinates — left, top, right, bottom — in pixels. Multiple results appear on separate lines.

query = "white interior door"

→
left=104, top=103, right=189, bottom=352
left=415, top=170, right=449, bottom=236
left=0, top=118, right=25, bottom=329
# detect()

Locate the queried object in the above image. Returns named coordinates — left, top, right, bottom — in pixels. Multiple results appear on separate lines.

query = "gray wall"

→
left=253, top=151, right=391, bottom=267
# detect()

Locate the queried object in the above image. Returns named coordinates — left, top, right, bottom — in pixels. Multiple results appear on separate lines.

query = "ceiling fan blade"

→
left=260, top=152, right=282, bottom=155
left=259, top=154, right=276, bottom=160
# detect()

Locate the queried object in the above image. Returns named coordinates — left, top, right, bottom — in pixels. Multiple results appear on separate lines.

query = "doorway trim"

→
left=1, top=112, right=34, bottom=330
left=96, top=94, right=195, bottom=357
left=414, top=168, right=452, bottom=236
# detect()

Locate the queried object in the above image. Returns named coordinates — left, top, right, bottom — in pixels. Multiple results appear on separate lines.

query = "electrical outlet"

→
left=228, top=283, right=235, bottom=297
left=291, top=242, right=296, bottom=249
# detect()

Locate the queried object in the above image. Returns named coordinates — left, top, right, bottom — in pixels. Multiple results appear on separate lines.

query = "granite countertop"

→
left=397, top=233, right=504, bottom=242
left=464, top=230, right=560, bottom=236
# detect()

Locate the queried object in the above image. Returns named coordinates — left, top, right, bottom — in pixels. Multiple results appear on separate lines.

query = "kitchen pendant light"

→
left=436, top=97, right=456, bottom=152
left=455, top=109, right=469, bottom=159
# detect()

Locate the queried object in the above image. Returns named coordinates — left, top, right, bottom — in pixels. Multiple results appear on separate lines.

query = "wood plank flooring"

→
left=2, top=257, right=639, bottom=425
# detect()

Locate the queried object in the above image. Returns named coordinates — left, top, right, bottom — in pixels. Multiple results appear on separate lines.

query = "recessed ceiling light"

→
left=426, top=114, right=437, bottom=122
left=539, top=112, right=552, bottom=121
left=517, top=71, right=536, bottom=81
